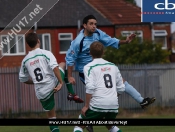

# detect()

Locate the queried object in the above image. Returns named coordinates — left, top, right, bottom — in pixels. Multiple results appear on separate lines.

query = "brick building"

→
left=0, top=0, right=172, bottom=67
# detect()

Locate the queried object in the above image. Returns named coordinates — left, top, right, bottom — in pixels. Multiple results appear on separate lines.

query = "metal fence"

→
left=0, top=64, right=175, bottom=117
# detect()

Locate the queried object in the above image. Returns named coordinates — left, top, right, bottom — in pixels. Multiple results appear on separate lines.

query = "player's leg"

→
left=123, top=78, right=156, bottom=109
left=60, top=62, right=75, bottom=94
left=107, top=126, right=122, bottom=132
left=47, top=108, right=59, bottom=132
left=58, top=62, right=66, bottom=84
left=66, top=72, right=85, bottom=102
left=59, top=62, right=84, bottom=103
left=73, top=115, right=86, bottom=132
left=73, top=126, right=84, bottom=132
left=40, top=93, right=59, bottom=132
left=74, top=109, right=105, bottom=132
left=105, top=112, right=121, bottom=132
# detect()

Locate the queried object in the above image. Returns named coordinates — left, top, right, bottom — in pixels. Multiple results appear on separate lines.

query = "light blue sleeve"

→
left=98, top=29, right=120, bottom=49
left=65, top=40, right=80, bottom=66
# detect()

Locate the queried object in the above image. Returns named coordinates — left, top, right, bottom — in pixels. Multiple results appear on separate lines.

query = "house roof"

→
left=0, top=0, right=170, bottom=29
left=86, top=0, right=141, bottom=24
left=0, top=0, right=111, bottom=28
left=0, top=0, right=31, bottom=28
left=38, top=0, right=112, bottom=27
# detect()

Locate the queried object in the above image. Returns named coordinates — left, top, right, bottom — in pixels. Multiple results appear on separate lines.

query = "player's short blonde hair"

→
left=90, top=41, right=104, bottom=58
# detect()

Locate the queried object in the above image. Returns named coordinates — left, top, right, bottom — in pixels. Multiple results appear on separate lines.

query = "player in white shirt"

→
left=19, top=32, right=64, bottom=132
left=73, top=41, right=125, bottom=132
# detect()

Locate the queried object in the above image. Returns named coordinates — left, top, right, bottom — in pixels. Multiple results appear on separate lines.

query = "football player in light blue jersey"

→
left=66, top=14, right=155, bottom=108
left=67, top=28, right=120, bottom=74
left=66, top=15, right=155, bottom=132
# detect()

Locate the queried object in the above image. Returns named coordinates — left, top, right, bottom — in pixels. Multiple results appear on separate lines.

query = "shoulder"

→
left=72, top=31, right=84, bottom=45
left=39, top=49, right=52, bottom=55
left=103, top=59, right=116, bottom=66
left=37, top=49, right=54, bottom=60
left=83, top=62, right=94, bottom=76
left=22, top=55, right=29, bottom=65
left=96, top=28, right=105, bottom=34
left=96, top=28, right=102, bottom=32
left=22, top=50, right=33, bottom=63
left=84, top=61, right=93, bottom=69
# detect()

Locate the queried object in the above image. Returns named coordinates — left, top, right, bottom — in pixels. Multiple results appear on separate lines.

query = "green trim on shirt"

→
left=88, top=63, right=115, bottom=76
left=23, top=54, right=50, bottom=72
left=23, top=54, right=50, bottom=65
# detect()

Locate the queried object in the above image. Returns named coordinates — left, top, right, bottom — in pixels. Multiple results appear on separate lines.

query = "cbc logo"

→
left=154, top=0, right=175, bottom=10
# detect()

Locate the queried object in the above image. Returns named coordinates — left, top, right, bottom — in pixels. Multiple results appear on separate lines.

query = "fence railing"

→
left=0, top=64, right=175, bottom=117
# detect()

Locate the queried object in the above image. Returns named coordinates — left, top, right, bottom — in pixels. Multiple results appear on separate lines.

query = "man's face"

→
left=83, top=19, right=97, bottom=33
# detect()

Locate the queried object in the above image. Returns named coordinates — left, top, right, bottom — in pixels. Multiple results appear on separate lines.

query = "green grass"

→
left=0, top=126, right=175, bottom=132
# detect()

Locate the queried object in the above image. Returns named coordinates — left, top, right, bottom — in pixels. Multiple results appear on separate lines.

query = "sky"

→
left=135, top=0, right=175, bottom=33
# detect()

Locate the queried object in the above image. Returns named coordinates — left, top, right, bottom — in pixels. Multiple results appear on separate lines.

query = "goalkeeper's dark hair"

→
left=90, top=41, right=104, bottom=58
left=25, top=32, right=39, bottom=48
left=83, top=15, right=96, bottom=24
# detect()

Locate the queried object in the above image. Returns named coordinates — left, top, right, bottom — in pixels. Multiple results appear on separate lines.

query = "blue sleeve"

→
left=65, top=40, right=80, bottom=66
left=98, top=30, right=120, bottom=49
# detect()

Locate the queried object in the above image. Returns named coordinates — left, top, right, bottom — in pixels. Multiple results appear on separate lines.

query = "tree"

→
left=125, top=0, right=136, bottom=5
left=103, top=38, right=171, bottom=65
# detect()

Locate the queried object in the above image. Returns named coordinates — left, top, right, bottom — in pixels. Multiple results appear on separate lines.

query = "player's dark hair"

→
left=90, top=41, right=104, bottom=58
left=83, top=15, right=96, bottom=24
left=25, top=32, right=39, bottom=48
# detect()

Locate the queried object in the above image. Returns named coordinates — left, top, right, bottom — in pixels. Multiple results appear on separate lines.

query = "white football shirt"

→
left=83, top=58, right=125, bottom=113
left=19, top=48, right=62, bottom=100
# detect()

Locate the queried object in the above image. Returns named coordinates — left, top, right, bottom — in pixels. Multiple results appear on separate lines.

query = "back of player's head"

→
left=83, top=15, right=96, bottom=24
left=25, top=32, right=39, bottom=48
left=90, top=41, right=104, bottom=58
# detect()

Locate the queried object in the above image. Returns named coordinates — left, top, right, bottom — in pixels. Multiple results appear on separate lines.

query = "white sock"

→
left=49, top=117, right=56, bottom=119
left=109, top=126, right=120, bottom=132
left=78, top=114, right=82, bottom=119
left=74, top=126, right=83, bottom=132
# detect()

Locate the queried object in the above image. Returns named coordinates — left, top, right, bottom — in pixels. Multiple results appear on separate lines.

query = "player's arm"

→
left=81, top=93, right=92, bottom=117
left=65, top=41, right=79, bottom=85
left=19, top=61, right=33, bottom=84
left=119, top=33, right=136, bottom=44
left=67, top=65, right=74, bottom=83
left=53, top=66, right=63, bottom=92
left=81, top=66, right=94, bottom=116
left=48, top=51, right=64, bottom=92
left=98, top=29, right=135, bottom=49
left=24, top=79, right=34, bottom=84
